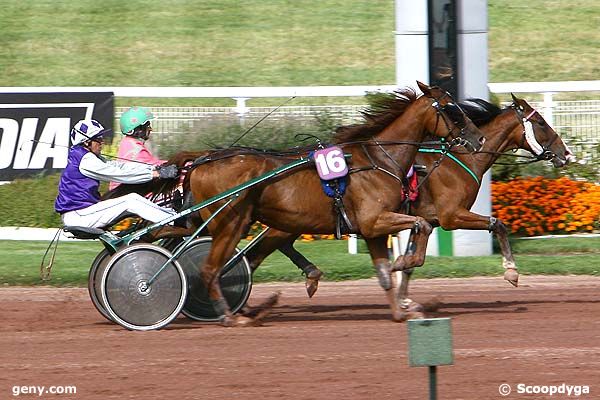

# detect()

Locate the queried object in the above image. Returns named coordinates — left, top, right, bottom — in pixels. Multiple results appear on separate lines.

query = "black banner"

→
left=0, top=92, right=113, bottom=181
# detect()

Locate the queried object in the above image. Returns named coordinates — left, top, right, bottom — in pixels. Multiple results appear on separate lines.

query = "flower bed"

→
left=492, top=177, right=600, bottom=236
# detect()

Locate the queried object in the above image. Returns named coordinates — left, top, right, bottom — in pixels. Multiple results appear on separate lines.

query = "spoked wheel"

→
left=177, top=237, right=252, bottom=322
left=100, top=243, right=187, bottom=331
left=87, top=249, right=113, bottom=322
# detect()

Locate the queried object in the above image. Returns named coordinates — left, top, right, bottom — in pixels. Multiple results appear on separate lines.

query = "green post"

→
left=429, top=366, right=437, bottom=400
left=437, top=228, right=454, bottom=256
left=407, top=318, right=453, bottom=400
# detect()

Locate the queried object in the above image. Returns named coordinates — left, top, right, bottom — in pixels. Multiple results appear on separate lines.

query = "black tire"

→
left=176, top=237, right=252, bottom=322
left=87, top=249, right=113, bottom=322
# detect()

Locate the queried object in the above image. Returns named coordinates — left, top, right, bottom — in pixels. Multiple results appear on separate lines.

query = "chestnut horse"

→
left=245, top=94, right=574, bottom=314
left=178, top=82, right=485, bottom=326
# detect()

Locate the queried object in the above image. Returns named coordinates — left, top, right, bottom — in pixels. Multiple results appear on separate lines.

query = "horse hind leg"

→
left=278, top=240, right=323, bottom=298
left=244, top=230, right=323, bottom=298
left=396, top=268, right=439, bottom=318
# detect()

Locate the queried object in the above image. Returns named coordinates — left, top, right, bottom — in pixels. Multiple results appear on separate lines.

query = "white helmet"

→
left=70, top=119, right=106, bottom=146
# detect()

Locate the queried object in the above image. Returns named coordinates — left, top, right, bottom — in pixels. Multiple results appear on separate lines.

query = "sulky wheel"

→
left=87, top=249, right=113, bottom=322
left=100, top=243, right=187, bottom=331
left=177, top=237, right=252, bottom=322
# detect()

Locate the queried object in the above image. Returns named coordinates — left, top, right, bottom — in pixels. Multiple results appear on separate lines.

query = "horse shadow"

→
left=90, top=298, right=600, bottom=329
left=259, top=298, right=600, bottom=323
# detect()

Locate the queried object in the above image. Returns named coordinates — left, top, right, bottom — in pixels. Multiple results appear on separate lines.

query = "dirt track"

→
left=1, top=275, right=599, bottom=399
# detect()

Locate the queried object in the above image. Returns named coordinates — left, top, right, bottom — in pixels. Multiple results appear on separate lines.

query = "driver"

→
left=55, top=119, right=178, bottom=229
left=109, top=106, right=165, bottom=190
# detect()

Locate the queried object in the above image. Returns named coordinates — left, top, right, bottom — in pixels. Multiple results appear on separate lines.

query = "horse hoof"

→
left=392, top=310, right=409, bottom=323
left=305, top=278, right=319, bottom=298
left=304, top=265, right=323, bottom=280
left=391, top=256, right=410, bottom=272
left=407, top=302, right=425, bottom=313
left=392, top=310, right=412, bottom=323
left=236, top=315, right=263, bottom=327
left=247, top=291, right=281, bottom=325
left=220, top=315, right=237, bottom=327
left=422, top=297, right=442, bottom=312
left=504, top=268, right=519, bottom=287
left=405, top=311, right=425, bottom=320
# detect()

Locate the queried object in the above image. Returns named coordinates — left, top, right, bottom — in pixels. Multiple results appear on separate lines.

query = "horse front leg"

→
left=438, top=209, right=519, bottom=287
left=360, top=211, right=433, bottom=272
left=490, top=217, right=519, bottom=286
left=391, top=220, right=434, bottom=271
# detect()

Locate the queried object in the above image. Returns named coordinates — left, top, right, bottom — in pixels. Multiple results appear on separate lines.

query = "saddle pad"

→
left=320, top=176, right=348, bottom=198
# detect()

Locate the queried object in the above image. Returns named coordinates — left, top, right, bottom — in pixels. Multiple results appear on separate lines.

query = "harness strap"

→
left=323, top=179, right=354, bottom=239
left=40, top=228, right=62, bottom=281
left=334, top=194, right=354, bottom=239
left=374, top=140, right=411, bottom=201
left=417, top=148, right=480, bottom=185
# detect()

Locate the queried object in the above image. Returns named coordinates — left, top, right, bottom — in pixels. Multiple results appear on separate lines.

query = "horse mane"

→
left=333, top=88, right=417, bottom=143
left=458, top=98, right=502, bottom=127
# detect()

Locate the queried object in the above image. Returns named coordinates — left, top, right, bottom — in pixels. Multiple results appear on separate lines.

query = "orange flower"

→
left=492, top=177, right=599, bottom=236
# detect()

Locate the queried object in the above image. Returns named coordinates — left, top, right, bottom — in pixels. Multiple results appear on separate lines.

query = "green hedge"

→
left=0, top=173, right=63, bottom=227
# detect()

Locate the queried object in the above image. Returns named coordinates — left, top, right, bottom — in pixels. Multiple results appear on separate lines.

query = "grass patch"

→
left=1, top=237, right=598, bottom=287
left=0, top=240, right=104, bottom=286
left=510, top=236, right=600, bottom=254
left=0, top=0, right=597, bottom=98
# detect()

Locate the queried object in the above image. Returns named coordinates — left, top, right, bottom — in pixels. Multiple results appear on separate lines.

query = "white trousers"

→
left=61, top=193, right=176, bottom=229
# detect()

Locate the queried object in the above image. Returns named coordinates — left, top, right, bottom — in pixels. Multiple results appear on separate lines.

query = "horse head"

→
left=417, top=81, right=485, bottom=152
left=510, top=93, right=575, bottom=167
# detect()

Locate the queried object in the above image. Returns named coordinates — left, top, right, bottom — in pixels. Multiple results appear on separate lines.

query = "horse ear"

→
left=511, top=93, right=520, bottom=104
left=416, top=81, right=431, bottom=95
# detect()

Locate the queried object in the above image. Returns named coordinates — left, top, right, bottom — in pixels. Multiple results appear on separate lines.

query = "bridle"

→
left=512, top=103, right=558, bottom=161
left=429, top=91, right=475, bottom=149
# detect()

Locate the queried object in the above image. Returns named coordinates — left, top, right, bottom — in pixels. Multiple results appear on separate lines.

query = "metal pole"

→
left=429, top=366, right=437, bottom=400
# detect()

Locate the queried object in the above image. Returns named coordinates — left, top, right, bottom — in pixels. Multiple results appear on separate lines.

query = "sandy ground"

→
left=1, top=275, right=599, bottom=399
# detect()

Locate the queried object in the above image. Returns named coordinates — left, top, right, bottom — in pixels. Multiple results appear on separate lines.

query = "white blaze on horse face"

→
left=523, top=120, right=544, bottom=156
left=564, top=143, right=577, bottom=163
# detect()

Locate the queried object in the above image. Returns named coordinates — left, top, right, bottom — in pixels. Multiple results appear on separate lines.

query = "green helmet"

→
left=119, top=106, right=154, bottom=135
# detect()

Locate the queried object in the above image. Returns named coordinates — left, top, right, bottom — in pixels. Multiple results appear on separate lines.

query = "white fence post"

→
left=542, top=92, right=555, bottom=127
left=233, top=97, right=250, bottom=116
left=348, top=234, right=358, bottom=254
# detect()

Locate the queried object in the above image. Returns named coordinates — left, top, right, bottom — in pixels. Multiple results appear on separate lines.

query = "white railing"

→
left=4, top=80, right=599, bottom=119
left=488, top=80, right=600, bottom=130
left=4, top=81, right=600, bottom=156
left=0, top=85, right=397, bottom=115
